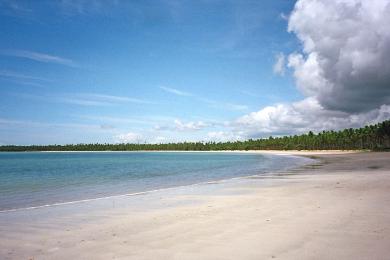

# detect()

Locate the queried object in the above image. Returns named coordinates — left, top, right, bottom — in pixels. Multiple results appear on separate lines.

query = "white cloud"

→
left=0, top=69, right=51, bottom=82
left=159, top=86, right=247, bottom=111
left=78, top=93, right=156, bottom=105
left=199, top=98, right=248, bottom=111
left=113, top=132, right=177, bottom=144
left=280, top=12, right=289, bottom=21
left=232, top=0, right=390, bottom=140
left=59, top=0, right=119, bottom=15
left=174, top=119, right=208, bottom=131
left=17, top=92, right=155, bottom=107
left=153, top=119, right=211, bottom=132
left=159, top=86, right=192, bottom=96
left=1, top=49, right=76, bottom=67
left=0, top=118, right=114, bottom=132
left=115, top=132, right=143, bottom=143
left=100, top=124, right=115, bottom=130
left=287, top=0, right=390, bottom=113
left=60, top=98, right=112, bottom=107
left=154, top=136, right=168, bottom=143
left=233, top=98, right=390, bottom=139
left=0, top=118, right=117, bottom=145
left=273, top=52, right=286, bottom=76
left=0, top=0, right=32, bottom=14
left=79, top=115, right=158, bottom=125
left=207, top=131, right=244, bottom=142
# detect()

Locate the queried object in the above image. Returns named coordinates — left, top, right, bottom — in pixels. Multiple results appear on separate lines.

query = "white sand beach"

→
left=1, top=151, right=390, bottom=260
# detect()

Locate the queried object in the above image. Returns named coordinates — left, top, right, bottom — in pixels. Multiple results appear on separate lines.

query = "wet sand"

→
left=1, top=151, right=390, bottom=259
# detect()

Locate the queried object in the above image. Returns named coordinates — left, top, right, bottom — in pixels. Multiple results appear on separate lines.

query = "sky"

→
left=0, top=0, right=389, bottom=145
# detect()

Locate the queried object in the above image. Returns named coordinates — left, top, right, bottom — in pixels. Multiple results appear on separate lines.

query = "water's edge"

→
left=0, top=152, right=315, bottom=213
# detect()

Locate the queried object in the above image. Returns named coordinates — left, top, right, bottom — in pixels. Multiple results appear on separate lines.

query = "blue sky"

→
left=0, top=0, right=301, bottom=144
left=2, top=0, right=388, bottom=145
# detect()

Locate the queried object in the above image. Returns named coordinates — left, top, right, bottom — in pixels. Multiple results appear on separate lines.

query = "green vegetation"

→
left=1, top=120, right=390, bottom=152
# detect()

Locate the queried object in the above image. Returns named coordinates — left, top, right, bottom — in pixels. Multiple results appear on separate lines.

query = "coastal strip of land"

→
left=1, top=151, right=390, bottom=260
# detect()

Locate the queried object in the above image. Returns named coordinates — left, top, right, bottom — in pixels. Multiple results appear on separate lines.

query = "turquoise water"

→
left=0, top=152, right=309, bottom=211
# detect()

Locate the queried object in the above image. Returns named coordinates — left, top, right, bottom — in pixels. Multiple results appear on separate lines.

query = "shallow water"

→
left=0, top=151, right=311, bottom=211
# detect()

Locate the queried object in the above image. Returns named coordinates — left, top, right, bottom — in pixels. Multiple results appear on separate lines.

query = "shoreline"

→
left=0, top=152, right=315, bottom=213
left=1, top=151, right=389, bottom=259
left=4, top=149, right=363, bottom=155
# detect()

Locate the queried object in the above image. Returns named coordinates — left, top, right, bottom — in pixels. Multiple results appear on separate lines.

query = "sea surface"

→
left=0, top=152, right=311, bottom=211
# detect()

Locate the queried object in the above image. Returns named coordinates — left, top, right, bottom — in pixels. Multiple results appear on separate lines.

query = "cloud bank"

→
left=230, top=0, right=390, bottom=140
left=235, top=98, right=390, bottom=138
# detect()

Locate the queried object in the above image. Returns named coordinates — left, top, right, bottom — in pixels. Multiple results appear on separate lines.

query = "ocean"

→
left=0, top=151, right=310, bottom=211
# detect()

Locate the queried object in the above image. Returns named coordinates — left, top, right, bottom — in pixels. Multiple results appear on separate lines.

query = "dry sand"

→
left=1, top=151, right=390, bottom=260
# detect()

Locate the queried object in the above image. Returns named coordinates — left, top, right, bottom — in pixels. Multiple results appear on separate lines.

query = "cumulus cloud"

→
left=287, top=0, right=390, bottom=112
left=230, top=0, right=390, bottom=140
left=234, top=98, right=390, bottom=138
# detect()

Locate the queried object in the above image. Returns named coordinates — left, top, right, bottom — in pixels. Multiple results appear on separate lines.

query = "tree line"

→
left=1, top=120, right=390, bottom=152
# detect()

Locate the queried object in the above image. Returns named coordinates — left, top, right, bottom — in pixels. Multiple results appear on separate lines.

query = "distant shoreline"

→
left=2, top=120, right=389, bottom=152
left=3, top=149, right=363, bottom=155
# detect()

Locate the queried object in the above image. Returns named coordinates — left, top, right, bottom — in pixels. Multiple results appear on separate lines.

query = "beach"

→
left=1, top=151, right=390, bottom=259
